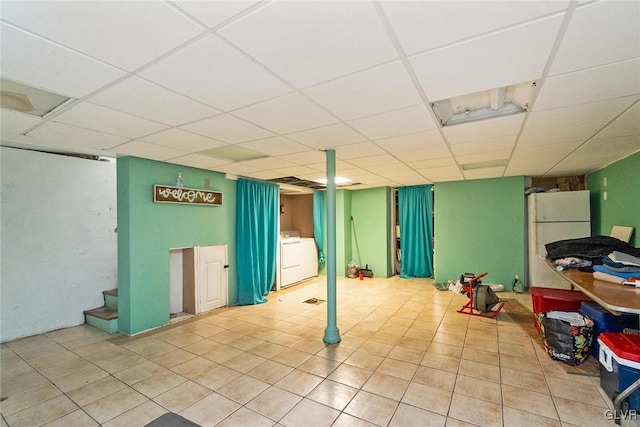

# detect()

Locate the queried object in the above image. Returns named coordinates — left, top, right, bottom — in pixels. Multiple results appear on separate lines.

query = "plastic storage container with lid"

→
left=598, top=332, right=640, bottom=412
left=530, top=287, right=593, bottom=332
left=580, top=301, right=639, bottom=357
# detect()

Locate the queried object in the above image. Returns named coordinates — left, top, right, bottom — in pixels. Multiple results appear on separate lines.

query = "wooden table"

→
left=558, top=268, right=640, bottom=316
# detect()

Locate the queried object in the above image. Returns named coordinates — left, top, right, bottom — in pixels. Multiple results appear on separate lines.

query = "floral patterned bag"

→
left=537, top=311, right=594, bottom=366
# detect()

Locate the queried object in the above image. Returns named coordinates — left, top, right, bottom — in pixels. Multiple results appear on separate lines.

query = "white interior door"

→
left=197, top=245, right=228, bottom=313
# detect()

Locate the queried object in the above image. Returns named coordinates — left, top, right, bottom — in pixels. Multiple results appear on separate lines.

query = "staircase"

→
left=84, top=289, right=118, bottom=334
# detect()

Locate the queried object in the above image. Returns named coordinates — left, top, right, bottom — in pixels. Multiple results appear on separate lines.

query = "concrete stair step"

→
left=103, top=289, right=118, bottom=310
left=84, top=306, right=118, bottom=334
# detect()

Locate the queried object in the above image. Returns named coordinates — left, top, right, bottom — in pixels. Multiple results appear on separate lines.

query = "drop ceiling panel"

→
left=407, top=157, right=457, bottom=170
left=381, top=1, right=569, bottom=56
left=419, top=165, right=463, bottom=182
left=526, top=97, right=639, bottom=132
left=54, top=102, right=168, bottom=139
left=506, top=144, right=576, bottom=175
left=307, top=160, right=353, bottom=172
left=171, top=1, right=260, bottom=28
left=139, top=35, right=292, bottom=111
left=0, top=1, right=204, bottom=71
left=89, top=77, right=220, bottom=126
left=140, top=128, right=226, bottom=152
left=450, top=135, right=515, bottom=156
left=593, top=103, right=640, bottom=140
left=374, top=130, right=447, bottom=153
left=181, top=114, right=274, bottom=144
left=463, top=167, right=505, bottom=180
left=232, top=93, right=338, bottom=135
left=411, top=15, right=563, bottom=102
left=26, top=121, right=128, bottom=151
left=518, top=124, right=601, bottom=148
left=239, top=157, right=295, bottom=170
left=535, top=60, right=640, bottom=110
left=270, top=165, right=317, bottom=177
left=238, top=137, right=309, bottom=157
left=303, top=62, right=422, bottom=121
left=0, top=110, right=41, bottom=134
left=277, top=150, right=327, bottom=165
left=549, top=1, right=640, bottom=76
left=213, top=163, right=262, bottom=175
left=335, top=142, right=386, bottom=160
left=442, top=114, right=523, bottom=145
left=286, top=124, right=367, bottom=150
left=1, top=23, right=124, bottom=98
left=393, top=145, right=451, bottom=162
left=348, top=105, right=437, bottom=140
left=347, top=154, right=403, bottom=169
left=457, top=149, right=512, bottom=165
left=113, top=140, right=188, bottom=161
left=167, top=153, right=230, bottom=170
left=218, top=1, right=398, bottom=88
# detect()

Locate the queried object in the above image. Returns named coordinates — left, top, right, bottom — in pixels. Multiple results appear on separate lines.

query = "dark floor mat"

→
left=145, top=413, right=200, bottom=427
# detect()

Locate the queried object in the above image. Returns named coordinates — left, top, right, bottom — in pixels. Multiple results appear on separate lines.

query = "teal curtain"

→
left=313, top=190, right=326, bottom=264
left=398, top=185, right=434, bottom=278
left=236, top=178, right=279, bottom=305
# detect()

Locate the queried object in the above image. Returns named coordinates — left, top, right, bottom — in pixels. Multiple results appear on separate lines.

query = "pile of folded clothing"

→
left=593, top=251, right=640, bottom=284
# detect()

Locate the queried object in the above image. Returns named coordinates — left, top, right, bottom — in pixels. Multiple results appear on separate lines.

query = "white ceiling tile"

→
left=348, top=105, right=438, bottom=140
left=408, top=157, right=457, bottom=170
left=270, top=165, right=317, bottom=177
left=303, top=62, right=422, bottom=121
left=527, top=96, right=639, bottom=131
left=140, top=35, right=292, bottom=111
left=239, top=157, right=295, bottom=170
left=1, top=1, right=204, bottom=71
left=450, top=135, right=515, bottom=156
left=237, top=137, right=310, bottom=157
left=214, top=163, right=262, bottom=175
left=1, top=23, right=125, bottom=98
left=394, top=176, right=430, bottom=186
left=286, top=124, right=367, bottom=149
left=0, top=109, right=41, bottom=134
left=167, top=154, right=230, bottom=170
left=171, top=1, right=260, bottom=28
left=411, top=15, right=563, bottom=102
left=419, top=165, right=464, bottom=183
left=457, top=149, right=512, bottom=165
left=25, top=121, right=129, bottom=151
left=442, top=115, right=523, bottom=145
left=335, top=142, right=387, bottom=160
left=242, top=170, right=288, bottom=181
left=593, top=103, right=640, bottom=140
left=347, top=154, right=403, bottom=169
left=519, top=122, right=603, bottom=148
left=112, top=140, right=188, bottom=161
left=463, top=167, right=505, bottom=180
left=181, top=114, right=274, bottom=144
left=306, top=160, right=353, bottom=172
left=232, top=93, right=338, bottom=135
left=89, top=77, right=220, bottom=126
left=535, top=60, right=640, bottom=110
left=218, top=1, right=398, bottom=88
left=53, top=102, right=168, bottom=139
left=506, top=143, right=576, bottom=175
left=374, top=130, right=446, bottom=153
left=381, top=1, right=569, bottom=56
left=549, top=1, right=640, bottom=76
left=395, top=145, right=452, bottom=163
left=140, top=128, right=226, bottom=152
left=565, top=136, right=640, bottom=164
left=277, top=150, right=327, bottom=165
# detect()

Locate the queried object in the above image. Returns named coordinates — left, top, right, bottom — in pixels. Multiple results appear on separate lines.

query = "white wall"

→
left=1, top=147, right=117, bottom=342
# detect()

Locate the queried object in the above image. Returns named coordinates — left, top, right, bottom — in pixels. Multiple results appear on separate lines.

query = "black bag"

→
left=537, top=311, right=594, bottom=366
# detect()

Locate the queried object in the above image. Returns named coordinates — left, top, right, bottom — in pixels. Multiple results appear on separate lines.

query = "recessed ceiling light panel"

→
left=431, top=81, right=536, bottom=127
left=1, top=78, right=72, bottom=117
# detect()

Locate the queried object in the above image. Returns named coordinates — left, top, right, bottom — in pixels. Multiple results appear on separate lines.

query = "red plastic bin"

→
left=530, top=287, right=593, bottom=332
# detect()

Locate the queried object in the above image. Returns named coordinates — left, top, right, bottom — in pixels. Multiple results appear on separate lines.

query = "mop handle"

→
left=351, top=215, right=362, bottom=267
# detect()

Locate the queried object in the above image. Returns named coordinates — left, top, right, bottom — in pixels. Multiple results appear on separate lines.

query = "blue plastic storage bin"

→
left=580, top=301, right=638, bottom=357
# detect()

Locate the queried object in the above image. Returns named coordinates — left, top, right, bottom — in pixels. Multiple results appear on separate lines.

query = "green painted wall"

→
left=117, top=157, right=237, bottom=335
left=587, top=151, right=640, bottom=247
left=351, top=187, right=392, bottom=278
left=434, top=176, right=526, bottom=290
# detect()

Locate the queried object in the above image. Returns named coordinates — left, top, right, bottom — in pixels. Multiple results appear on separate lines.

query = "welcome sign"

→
left=153, top=185, right=222, bottom=206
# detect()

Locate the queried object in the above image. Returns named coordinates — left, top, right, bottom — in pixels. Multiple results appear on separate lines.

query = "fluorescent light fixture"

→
left=1, top=78, right=72, bottom=117
left=431, top=81, right=536, bottom=127
left=313, top=177, right=352, bottom=185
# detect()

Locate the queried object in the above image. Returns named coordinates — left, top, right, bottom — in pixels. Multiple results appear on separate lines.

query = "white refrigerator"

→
left=527, top=190, right=591, bottom=290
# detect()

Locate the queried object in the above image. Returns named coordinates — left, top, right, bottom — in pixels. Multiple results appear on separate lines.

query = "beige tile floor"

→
left=0, top=276, right=622, bottom=427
